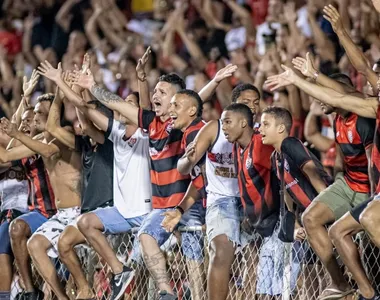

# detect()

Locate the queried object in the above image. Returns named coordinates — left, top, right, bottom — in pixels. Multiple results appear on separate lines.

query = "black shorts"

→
left=350, top=196, right=374, bottom=224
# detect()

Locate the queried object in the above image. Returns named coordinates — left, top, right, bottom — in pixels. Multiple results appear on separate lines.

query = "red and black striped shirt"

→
left=234, top=131, right=279, bottom=237
left=181, top=117, right=206, bottom=200
left=372, top=105, right=380, bottom=194
left=13, top=155, right=56, bottom=218
left=272, top=137, right=333, bottom=210
left=334, top=113, right=375, bottom=193
left=139, top=109, right=191, bottom=208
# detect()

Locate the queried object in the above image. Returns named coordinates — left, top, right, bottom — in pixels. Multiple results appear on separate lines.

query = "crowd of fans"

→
left=1, top=0, right=380, bottom=300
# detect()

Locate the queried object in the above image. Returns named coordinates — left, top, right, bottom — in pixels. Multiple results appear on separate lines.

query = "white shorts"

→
left=33, top=207, right=81, bottom=258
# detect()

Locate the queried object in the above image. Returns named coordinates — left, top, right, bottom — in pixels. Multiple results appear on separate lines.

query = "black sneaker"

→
left=109, top=265, right=135, bottom=300
left=23, top=289, right=44, bottom=300
left=158, top=290, right=177, bottom=300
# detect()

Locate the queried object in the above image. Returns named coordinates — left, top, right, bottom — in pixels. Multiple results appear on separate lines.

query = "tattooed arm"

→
left=46, top=89, right=76, bottom=149
left=90, top=84, right=139, bottom=125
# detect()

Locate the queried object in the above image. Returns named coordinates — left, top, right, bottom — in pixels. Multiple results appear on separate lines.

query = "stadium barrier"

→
left=9, top=227, right=380, bottom=300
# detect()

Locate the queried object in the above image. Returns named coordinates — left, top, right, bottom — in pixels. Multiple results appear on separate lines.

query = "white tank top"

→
left=205, top=120, right=239, bottom=205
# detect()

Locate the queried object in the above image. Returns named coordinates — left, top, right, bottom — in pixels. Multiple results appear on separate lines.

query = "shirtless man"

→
left=1, top=82, right=82, bottom=300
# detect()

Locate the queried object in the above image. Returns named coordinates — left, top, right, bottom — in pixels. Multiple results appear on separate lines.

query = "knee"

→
left=359, top=209, right=377, bottom=232
left=209, top=239, right=233, bottom=266
left=328, top=222, right=342, bottom=245
left=27, top=235, right=43, bottom=255
left=302, top=209, right=319, bottom=231
left=9, top=219, right=29, bottom=241
left=57, top=232, right=73, bottom=258
left=77, top=214, right=94, bottom=236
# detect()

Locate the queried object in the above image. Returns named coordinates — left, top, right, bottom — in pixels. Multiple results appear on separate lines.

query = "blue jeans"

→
left=93, top=206, right=146, bottom=234
left=137, top=201, right=205, bottom=262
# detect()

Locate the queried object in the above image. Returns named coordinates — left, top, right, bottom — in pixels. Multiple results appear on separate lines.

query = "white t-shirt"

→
left=107, top=119, right=152, bottom=218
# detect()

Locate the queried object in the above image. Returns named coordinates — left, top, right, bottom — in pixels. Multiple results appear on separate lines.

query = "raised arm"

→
left=199, top=64, right=238, bottom=103
left=76, top=108, right=105, bottom=144
left=55, top=0, right=78, bottom=32
left=12, top=70, right=40, bottom=126
left=0, top=138, right=36, bottom=163
left=71, top=70, right=139, bottom=125
left=177, top=120, right=218, bottom=175
left=136, top=47, right=152, bottom=110
left=46, top=88, right=76, bottom=150
left=265, top=65, right=378, bottom=119
left=323, top=5, right=378, bottom=91
left=1, top=118, right=59, bottom=159
left=292, top=53, right=347, bottom=93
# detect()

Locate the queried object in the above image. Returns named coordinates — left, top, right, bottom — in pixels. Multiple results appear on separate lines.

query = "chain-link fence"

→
left=8, top=227, right=380, bottom=300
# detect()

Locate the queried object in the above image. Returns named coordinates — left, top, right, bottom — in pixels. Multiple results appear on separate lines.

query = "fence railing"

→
left=9, top=227, right=380, bottom=300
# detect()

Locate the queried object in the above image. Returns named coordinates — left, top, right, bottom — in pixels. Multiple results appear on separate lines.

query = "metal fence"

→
left=9, top=227, right=380, bottom=300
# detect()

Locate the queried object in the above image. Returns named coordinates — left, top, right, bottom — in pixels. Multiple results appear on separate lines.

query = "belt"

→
left=0, top=169, right=26, bottom=182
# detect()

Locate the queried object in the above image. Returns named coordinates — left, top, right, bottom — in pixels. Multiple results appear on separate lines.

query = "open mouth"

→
left=153, top=101, right=161, bottom=108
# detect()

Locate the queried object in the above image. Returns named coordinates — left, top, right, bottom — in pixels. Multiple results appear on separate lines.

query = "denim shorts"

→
left=137, top=201, right=206, bottom=262
left=93, top=206, right=147, bottom=234
left=206, top=197, right=256, bottom=250
left=16, top=210, right=48, bottom=234
left=0, top=221, right=11, bottom=255
left=256, top=225, right=298, bottom=296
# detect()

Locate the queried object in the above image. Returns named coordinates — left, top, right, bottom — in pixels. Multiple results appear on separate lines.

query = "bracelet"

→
left=175, top=206, right=185, bottom=215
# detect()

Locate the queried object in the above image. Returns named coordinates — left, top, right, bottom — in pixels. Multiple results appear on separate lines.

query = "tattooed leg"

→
left=139, top=234, right=173, bottom=293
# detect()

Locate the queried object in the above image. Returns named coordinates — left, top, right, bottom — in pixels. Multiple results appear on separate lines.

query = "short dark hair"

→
left=177, top=89, right=203, bottom=117
left=37, top=93, right=55, bottom=104
left=262, top=106, right=293, bottom=134
left=24, top=106, right=35, bottom=112
left=159, top=73, right=186, bottom=91
left=231, top=84, right=260, bottom=103
left=224, top=103, right=253, bottom=128
left=328, top=73, right=354, bottom=87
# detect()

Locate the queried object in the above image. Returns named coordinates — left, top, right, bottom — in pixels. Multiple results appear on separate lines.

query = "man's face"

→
left=152, top=81, right=177, bottom=117
left=202, top=102, right=213, bottom=122
left=20, top=110, right=34, bottom=135
left=169, top=94, right=196, bottom=130
left=236, top=90, right=260, bottom=119
left=221, top=110, right=245, bottom=143
left=259, top=113, right=279, bottom=146
left=319, top=101, right=334, bottom=115
left=33, top=102, right=51, bottom=133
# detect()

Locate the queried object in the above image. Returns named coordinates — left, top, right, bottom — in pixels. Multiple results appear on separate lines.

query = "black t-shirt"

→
left=272, top=137, right=332, bottom=211
left=75, top=135, right=114, bottom=213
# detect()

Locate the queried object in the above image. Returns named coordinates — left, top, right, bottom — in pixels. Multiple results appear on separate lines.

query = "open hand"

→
left=161, top=209, right=182, bottom=232
left=323, top=5, right=344, bottom=33
left=265, top=65, right=297, bottom=91
left=37, top=61, right=63, bottom=82
left=136, top=46, right=151, bottom=81
left=23, top=69, right=40, bottom=97
left=81, top=53, right=91, bottom=74
left=214, top=64, right=238, bottom=83
left=292, top=52, right=317, bottom=78
left=70, top=69, right=95, bottom=90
